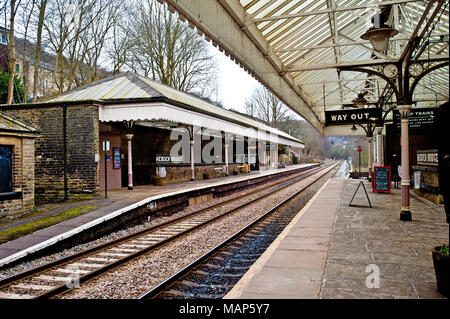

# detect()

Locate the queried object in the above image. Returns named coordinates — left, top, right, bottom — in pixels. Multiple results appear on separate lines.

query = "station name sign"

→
left=156, top=154, right=184, bottom=163
left=417, top=149, right=438, bottom=166
left=325, top=108, right=381, bottom=126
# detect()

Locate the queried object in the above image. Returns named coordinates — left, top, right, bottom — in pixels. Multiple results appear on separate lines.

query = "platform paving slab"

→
left=225, top=177, right=448, bottom=299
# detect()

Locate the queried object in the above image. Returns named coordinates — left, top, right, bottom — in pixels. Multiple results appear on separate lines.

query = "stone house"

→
left=0, top=27, right=59, bottom=99
left=0, top=112, right=39, bottom=219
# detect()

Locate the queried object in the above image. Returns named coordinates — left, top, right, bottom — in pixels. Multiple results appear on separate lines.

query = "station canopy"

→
left=161, top=0, right=449, bottom=136
left=48, top=72, right=304, bottom=148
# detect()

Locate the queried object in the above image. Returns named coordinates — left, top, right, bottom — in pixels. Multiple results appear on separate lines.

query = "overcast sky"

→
left=209, top=44, right=302, bottom=121
left=208, top=44, right=259, bottom=114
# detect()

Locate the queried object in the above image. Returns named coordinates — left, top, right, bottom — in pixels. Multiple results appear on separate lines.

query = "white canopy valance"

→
left=100, top=102, right=304, bottom=148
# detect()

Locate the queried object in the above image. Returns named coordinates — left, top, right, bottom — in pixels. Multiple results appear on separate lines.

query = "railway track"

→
left=0, top=163, right=333, bottom=299
left=138, top=161, right=341, bottom=299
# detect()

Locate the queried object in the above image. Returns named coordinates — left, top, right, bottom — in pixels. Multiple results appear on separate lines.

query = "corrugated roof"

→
left=48, top=73, right=301, bottom=143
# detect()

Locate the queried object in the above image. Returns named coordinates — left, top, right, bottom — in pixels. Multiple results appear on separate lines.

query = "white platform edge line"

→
left=223, top=177, right=333, bottom=299
left=0, top=164, right=317, bottom=267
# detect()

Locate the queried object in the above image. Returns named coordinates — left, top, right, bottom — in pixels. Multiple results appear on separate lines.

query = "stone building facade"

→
left=0, top=112, right=38, bottom=220
left=3, top=103, right=100, bottom=204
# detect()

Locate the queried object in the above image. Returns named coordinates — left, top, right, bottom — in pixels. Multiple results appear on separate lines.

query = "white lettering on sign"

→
left=330, top=112, right=371, bottom=123
left=156, top=155, right=183, bottom=162
left=417, top=150, right=438, bottom=166
left=350, top=113, right=370, bottom=120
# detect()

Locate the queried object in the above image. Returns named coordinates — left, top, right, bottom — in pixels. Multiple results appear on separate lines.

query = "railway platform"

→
left=225, top=177, right=449, bottom=299
left=0, top=163, right=317, bottom=268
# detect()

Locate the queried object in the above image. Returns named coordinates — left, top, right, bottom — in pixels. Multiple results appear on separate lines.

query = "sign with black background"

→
left=417, top=149, right=438, bottom=166
left=325, top=108, right=382, bottom=126
left=373, top=166, right=391, bottom=193
left=393, top=107, right=437, bottom=130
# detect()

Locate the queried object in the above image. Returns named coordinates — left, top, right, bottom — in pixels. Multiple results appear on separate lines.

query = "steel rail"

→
left=137, top=161, right=341, bottom=299
left=0, top=163, right=327, bottom=299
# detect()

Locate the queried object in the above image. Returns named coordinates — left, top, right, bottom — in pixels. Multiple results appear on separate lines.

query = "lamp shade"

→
left=352, top=93, right=368, bottom=108
left=361, top=27, right=398, bottom=52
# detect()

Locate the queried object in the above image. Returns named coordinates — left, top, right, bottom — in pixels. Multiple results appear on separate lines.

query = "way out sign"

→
left=325, top=108, right=381, bottom=126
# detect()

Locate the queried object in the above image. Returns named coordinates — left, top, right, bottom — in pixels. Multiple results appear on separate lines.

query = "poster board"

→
left=373, top=166, right=391, bottom=193
left=113, top=148, right=121, bottom=169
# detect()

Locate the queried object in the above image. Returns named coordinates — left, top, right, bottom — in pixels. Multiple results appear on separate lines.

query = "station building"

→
left=1, top=72, right=304, bottom=204
left=0, top=112, right=39, bottom=218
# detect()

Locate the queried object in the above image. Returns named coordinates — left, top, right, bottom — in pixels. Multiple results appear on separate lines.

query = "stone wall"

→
left=160, top=163, right=242, bottom=184
left=3, top=104, right=100, bottom=203
left=0, top=135, right=35, bottom=220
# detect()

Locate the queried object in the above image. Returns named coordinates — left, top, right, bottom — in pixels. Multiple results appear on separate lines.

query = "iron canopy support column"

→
left=376, top=126, right=384, bottom=166
left=398, top=104, right=412, bottom=221
left=367, top=136, right=373, bottom=180
left=125, top=134, right=134, bottom=190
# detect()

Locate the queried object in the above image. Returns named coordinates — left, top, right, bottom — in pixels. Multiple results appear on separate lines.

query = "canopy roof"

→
left=161, top=0, right=449, bottom=136
left=48, top=73, right=304, bottom=147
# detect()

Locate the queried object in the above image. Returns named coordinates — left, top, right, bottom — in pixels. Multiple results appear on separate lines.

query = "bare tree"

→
left=32, top=0, right=46, bottom=101
left=81, top=0, right=121, bottom=84
left=18, top=0, right=36, bottom=102
left=43, top=0, right=76, bottom=92
left=42, top=0, right=122, bottom=91
left=245, top=86, right=290, bottom=128
left=126, top=0, right=217, bottom=97
left=105, top=19, right=135, bottom=75
left=43, top=0, right=96, bottom=92
left=6, top=0, right=20, bottom=104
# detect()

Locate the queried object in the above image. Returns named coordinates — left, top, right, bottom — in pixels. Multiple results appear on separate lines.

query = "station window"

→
left=0, top=145, right=13, bottom=193
left=1, top=34, right=6, bottom=44
left=15, top=64, right=19, bottom=73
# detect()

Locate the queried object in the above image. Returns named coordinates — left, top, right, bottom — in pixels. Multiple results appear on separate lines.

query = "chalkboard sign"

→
left=373, top=166, right=391, bottom=193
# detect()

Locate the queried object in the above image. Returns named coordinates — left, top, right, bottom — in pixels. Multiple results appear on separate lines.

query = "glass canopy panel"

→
left=237, top=0, right=448, bottom=129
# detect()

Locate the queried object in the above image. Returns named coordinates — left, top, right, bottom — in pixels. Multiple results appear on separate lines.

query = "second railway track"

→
left=0, top=163, right=336, bottom=299
left=139, top=161, right=342, bottom=299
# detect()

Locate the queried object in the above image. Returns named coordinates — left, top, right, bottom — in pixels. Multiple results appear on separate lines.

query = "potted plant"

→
left=432, top=244, right=449, bottom=297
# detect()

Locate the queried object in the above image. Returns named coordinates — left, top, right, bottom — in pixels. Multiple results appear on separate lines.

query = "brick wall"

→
left=0, top=135, right=35, bottom=220
left=3, top=104, right=100, bottom=203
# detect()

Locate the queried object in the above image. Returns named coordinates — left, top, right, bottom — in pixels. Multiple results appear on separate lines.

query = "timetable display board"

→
left=373, top=166, right=391, bottom=193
